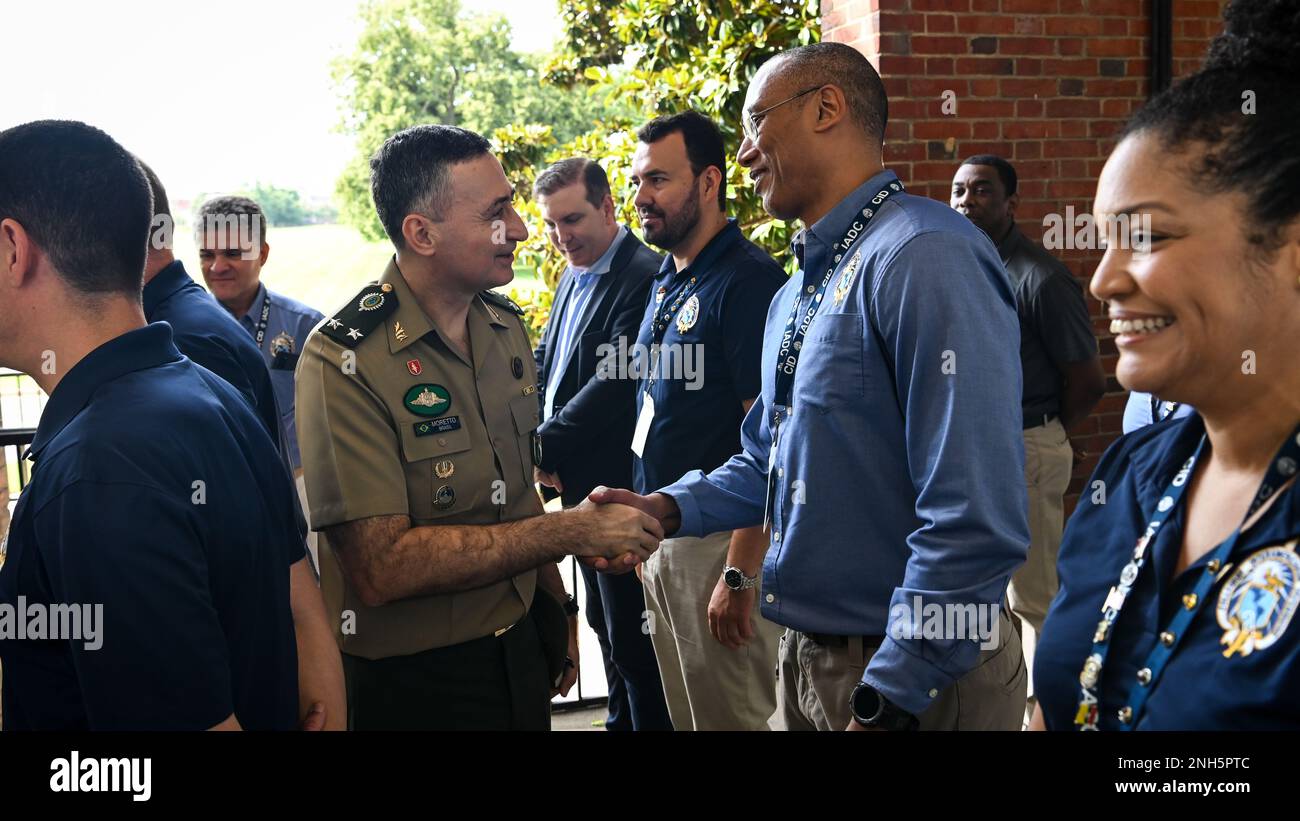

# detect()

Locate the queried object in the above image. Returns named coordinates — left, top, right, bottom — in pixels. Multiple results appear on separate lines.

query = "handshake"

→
left=555, top=486, right=683, bottom=575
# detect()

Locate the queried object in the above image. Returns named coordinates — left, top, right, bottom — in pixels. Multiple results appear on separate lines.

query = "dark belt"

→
left=803, top=631, right=885, bottom=648
left=1023, top=411, right=1058, bottom=430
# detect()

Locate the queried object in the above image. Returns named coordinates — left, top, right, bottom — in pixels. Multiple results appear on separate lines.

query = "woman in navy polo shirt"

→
left=1032, top=1, right=1300, bottom=731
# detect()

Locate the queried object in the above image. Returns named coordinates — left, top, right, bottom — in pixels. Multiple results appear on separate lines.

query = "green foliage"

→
left=332, top=0, right=632, bottom=241
left=529, top=0, right=821, bottom=276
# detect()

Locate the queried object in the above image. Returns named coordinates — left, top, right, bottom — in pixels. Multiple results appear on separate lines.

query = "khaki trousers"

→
left=1008, top=418, right=1073, bottom=714
left=641, top=530, right=781, bottom=730
left=771, top=609, right=1026, bottom=731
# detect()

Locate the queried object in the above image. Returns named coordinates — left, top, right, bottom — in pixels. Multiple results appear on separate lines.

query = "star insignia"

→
left=327, top=318, right=342, bottom=329
left=347, top=328, right=362, bottom=340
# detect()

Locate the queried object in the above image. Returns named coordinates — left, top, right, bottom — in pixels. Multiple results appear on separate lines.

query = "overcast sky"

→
left=1, top=0, right=562, bottom=202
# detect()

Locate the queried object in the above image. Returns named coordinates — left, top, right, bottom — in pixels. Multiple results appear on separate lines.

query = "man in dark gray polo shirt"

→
left=951, top=154, right=1104, bottom=722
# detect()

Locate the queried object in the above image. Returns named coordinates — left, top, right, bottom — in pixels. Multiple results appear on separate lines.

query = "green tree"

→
left=332, top=0, right=630, bottom=240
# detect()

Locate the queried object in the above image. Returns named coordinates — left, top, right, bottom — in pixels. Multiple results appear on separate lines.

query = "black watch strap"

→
left=850, top=683, right=919, bottom=731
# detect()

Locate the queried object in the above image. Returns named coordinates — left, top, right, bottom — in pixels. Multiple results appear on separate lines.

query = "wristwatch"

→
left=562, top=594, right=580, bottom=618
left=849, top=682, right=919, bottom=731
left=722, top=566, right=758, bottom=591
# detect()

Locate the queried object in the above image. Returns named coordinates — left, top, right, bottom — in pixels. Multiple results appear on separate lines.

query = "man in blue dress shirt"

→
left=0, top=121, right=331, bottom=729
left=592, top=43, right=1029, bottom=730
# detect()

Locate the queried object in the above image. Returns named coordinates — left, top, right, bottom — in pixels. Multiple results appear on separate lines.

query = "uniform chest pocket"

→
left=796, top=312, right=865, bottom=413
left=398, top=423, right=474, bottom=521
left=510, top=393, right=541, bottom=486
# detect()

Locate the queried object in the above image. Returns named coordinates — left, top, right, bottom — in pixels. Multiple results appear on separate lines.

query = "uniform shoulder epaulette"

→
left=319, top=282, right=399, bottom=348
left=479, top=289, right=525, bottom=316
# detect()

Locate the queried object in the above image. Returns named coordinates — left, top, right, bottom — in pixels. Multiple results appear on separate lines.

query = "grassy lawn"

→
left=171, top=222, right=544, bottom=316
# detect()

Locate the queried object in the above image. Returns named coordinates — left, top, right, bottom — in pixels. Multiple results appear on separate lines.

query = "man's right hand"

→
left=562, top=499, right=663, bottom=573
left=580, top=487, right=681, bottom=574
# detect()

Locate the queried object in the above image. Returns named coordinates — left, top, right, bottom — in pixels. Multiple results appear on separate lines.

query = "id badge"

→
left=631, top=391, right=655, bottom=458
left=763, top=422, right=780, bottom=533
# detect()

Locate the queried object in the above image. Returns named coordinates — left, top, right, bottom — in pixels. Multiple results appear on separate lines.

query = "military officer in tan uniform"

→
left=295, top=124, right=662, bottom=730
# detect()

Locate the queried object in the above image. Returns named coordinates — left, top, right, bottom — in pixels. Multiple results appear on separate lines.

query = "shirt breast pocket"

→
left=796, top=312, right=865, bottom=413
left=398, top=424, right=474, bottom=522
left=510, top=392, right=541, bottom=486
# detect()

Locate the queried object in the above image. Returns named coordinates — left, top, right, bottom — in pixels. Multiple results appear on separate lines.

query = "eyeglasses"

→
left=742, top=86, right=824, bottom=141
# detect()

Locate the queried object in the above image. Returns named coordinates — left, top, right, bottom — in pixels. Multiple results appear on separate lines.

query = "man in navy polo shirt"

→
left=0, top=120, right=315, bottom=730
left=621, top=111, right=787, bottom=730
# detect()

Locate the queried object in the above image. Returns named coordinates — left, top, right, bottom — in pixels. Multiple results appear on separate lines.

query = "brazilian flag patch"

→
left=414, top=416, right=461, bottom=437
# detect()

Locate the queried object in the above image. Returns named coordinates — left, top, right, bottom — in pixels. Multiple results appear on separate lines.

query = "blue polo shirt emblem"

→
left=1216, top=540, right=1300, bottom=658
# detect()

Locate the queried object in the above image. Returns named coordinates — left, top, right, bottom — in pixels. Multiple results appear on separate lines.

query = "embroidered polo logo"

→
left=1216, top=540, right=1300, bottom=658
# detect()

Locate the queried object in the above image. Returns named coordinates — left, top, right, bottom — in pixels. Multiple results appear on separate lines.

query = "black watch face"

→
left=723, top=568, right=743, bottom=589
left=852, top=685, right=883, bottom=723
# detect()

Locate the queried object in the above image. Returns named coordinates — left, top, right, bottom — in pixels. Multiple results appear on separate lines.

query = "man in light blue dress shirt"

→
left=590, top=43, right=1029, bottom=730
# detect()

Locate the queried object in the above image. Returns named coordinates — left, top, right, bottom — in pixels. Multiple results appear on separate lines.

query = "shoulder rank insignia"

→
left=320, top=282, right=398, bottom=348
left=479, top=289, right=525, bottom=317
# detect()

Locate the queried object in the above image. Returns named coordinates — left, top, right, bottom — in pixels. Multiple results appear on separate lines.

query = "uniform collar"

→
left=656, top=218, right=742, bottom=282
left=807, top=169, right=901, bottom=254
left=27, top=323, right=182, bottom=463
left=238, top=282, right=270, bottom=324
left=141, top=259, right=194, bottom=317
left=381, top=257, right=509, bottom=355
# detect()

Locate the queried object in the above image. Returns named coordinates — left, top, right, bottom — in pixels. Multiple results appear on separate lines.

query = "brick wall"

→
left=822, top=0, right=1226, bottom=506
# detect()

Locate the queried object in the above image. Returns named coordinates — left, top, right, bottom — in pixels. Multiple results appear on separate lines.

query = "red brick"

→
left=1015, top=141, right=1043, bottom=159
left=1016, top=57, right=1043, bottom=75
left=1000, top=37, right=1058, bottom=55
left=1045, top=17, right=1104, bottom=36
left=889, top=142, right=927, bottom=161
left=1056, top=159, right=1088, bottom=177
left=957, top=15, right=1015, bottom=34
left=886, top=55, right=929, bottom=75
left=1128, top=17, right=1151, bottom=37
left=1086, top=0, right=1137, bottom=13
left=1003, top=121, right=1058, bottom=139
left=960, top=141, right=1014, bottom=157
left=955, top=56, right=1014, bottom=74
left=960, top=99, right=1017, bottom=117
left=926, top=56, right=955, bottom=73
left=972, top=120, right=999, bottom=138
left=1045, top=98, right=1100, bottom=118
left=970, top=78, right=1000, bottom=95
left=971, top=0, right=999, bottom=10
left=1058, top=37, right=1084, bottom=55
left=1014, top=160, right=1055, bottom=180
left=910, top=0, right=970, bottom=10
left=880, top=12, right=927, bottom=33
left=1043, top=57, right=1098, bottom=75
left=1013, top=16, right=1042, bottom=35
left=914, top=120, right=971, bottom=139
left=1003, top=0, right=1058, bottom=11
left=912, top=35, right=968, bottom=54
left=1085, top=78, right=1140, bottom=97
left=1017, top=99, right=1044, bottom=116
left=1088, top=38, right=1143, bottom=57
left=926, top=13, right=957, bottom=32
left=911, top=77, right=966, bottom=96
left=1000, top=77, right=1058, bottom=96
left=1101, top=97, right=1135, bottom=117
left=1059, top=120, right=1088, bottom=138
left=1043, top=139, right=1098, bottom=158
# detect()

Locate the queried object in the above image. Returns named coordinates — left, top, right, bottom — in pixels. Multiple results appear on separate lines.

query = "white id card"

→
left=631, top=391, right=655, bottom=458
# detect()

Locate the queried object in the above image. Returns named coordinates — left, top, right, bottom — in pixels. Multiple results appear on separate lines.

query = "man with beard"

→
left=615, top=111, right=786, bottom=730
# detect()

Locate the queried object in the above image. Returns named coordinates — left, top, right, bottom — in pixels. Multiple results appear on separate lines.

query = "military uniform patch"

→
left=404, top=384, right=452, bottom=417
left=1216, top=539, right=1300, bottom=658
left=479, top=289, right=525, bottom=316
left=321, top=282, right=397, bottom=348
left=413, top=416, right=461, bottom=437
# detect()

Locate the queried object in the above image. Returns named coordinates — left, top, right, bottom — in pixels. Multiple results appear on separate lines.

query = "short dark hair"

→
left=637, top=111, right=727, bottom=211
left=195, top=195, right=269, bottom=249
left=768, top=42, right=889, bottom=145
left=370, top=124, right=493, bottom=248
left=533, top=157, right=611, bottom=210
left=1122, top=0, right=1300, bottom=254
left=0, top=120, right=152, bottom=296
left=135, top=158, right=171, bottom=219
left=961, top=154, right=1018, bottom=197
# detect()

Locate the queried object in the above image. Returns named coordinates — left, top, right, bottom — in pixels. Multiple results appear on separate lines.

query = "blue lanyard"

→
left=1074, top=421, right=1300, bottom=730
left=771, top=179, right=902, bottom=429
left=644, top=273, right=696, bottom=395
